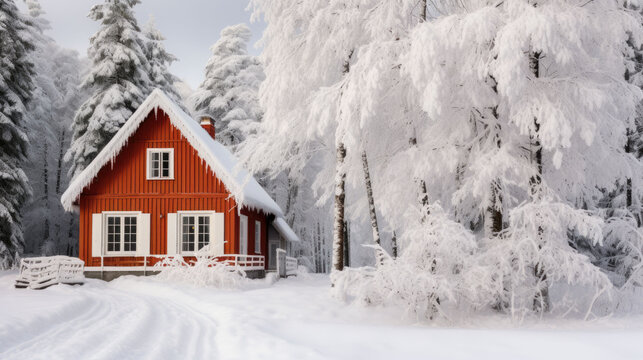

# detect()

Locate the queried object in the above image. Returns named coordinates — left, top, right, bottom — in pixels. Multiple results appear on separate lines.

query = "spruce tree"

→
left=191, top=24, right=263, bottom=147
left=66, top=0, right=150, bottom=178
left=142, top=16, right=181, bottom=104
left=0, top=0, right=35, bottom=268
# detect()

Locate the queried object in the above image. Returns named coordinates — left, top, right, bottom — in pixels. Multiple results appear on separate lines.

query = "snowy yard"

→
left=0, top=271, right=642, bottom=360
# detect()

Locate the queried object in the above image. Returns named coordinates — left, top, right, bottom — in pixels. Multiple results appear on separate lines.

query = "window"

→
left=105, top=215, right=137, bottom=254
left=254, top=220, right=261, bottom=254
left=181, top=214, right=210, bottom=253
left=147, top=148, right=174, bottom=180
left=239, top=215, right=248, bottom=255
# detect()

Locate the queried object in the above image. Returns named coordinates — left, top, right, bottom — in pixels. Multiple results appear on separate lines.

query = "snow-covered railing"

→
left=276, top=249, right=297, bottom=278
left=286, top=256, right=298, bottom=277
left=212, top=254, right=265, bottom=270
left=15, top=256, right=85, bottom=290
left=90, top=254, right=265, bottom=275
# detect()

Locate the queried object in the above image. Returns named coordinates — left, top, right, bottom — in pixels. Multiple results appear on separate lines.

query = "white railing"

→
left=15, top=256, right=85, bottom=290
left=286, top=256, right=298, bottom=277
left=90, top=254, right=266, bottom=275
left=212, top=254, right=265, bottom=270
left=276, top=248, right=298, bottom=278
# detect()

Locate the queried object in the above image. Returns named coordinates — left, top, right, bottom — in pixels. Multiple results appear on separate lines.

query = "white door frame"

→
left=239, top=215, right=248, bottom=255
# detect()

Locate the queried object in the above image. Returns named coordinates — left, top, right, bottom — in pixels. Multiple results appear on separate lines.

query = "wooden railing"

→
left=286, top=256, right=298, bottom=277
left=211, top=254, right=265, bottom=270
left=91, top=254, right=266, bottom=275
left=15, top=256, right=85, bottom=289
left=276, top=248, right=298, bottom=278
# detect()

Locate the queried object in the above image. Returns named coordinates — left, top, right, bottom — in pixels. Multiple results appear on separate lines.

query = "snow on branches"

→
left=250, top=0, right=643, bottom=321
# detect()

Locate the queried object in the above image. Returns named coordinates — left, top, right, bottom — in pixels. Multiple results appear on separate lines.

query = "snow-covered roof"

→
left=273, top=217, right=300, bottom=242
left=61, top=89, right=284, bottom=218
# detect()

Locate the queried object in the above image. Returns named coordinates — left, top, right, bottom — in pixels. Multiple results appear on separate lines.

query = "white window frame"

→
left=146, top=148, right=174, bottom=180
left=178, top=211, right=214, bottom=255
left=103, top=211, right=141, bottom=256
left=240, top=215, right=248, bottom=255
left=254, top=220, right=261, bottom=254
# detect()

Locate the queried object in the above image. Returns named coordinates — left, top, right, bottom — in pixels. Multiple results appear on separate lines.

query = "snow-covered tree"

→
left=0, top=0, right=35, bottom=268
left=65, top=0, right=150, bottom=179
left=248, top=0, right=643, bottom=319
left=191, top=23, right=263, bottom=148
left=142, top=16, right=181, bottom=104
left=21, top=0, right=87, bottom=257
left=243, top=1, right=422, bottom=275
left=404, top=0, right=642, bottom=314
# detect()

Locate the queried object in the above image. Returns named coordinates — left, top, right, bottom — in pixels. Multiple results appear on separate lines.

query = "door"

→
left=239, top=215, right=248, bottom=255
left=269, top=241, right=278, bottom=269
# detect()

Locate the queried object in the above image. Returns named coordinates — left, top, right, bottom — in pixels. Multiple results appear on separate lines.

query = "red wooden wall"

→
left=77, top=109, right=268, bottom=268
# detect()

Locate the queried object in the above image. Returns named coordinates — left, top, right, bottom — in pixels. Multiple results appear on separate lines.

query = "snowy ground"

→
left=1, top=271, right=642, bottom=360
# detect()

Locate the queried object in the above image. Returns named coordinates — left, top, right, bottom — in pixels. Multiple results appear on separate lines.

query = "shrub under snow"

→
left=332, top=205, right=478, bottom=321
left=153, top=254, right=248, bottom=289
left=332, top=201, right=631, bottom=322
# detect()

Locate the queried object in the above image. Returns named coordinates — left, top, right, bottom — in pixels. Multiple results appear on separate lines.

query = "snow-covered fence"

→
left=276, top=248, right=297, bottom=278
left=136, top=254, right=265, bottom=275
left=15, top=256, right=85, bottom=290
left=286, top=256, right=298, bottom=277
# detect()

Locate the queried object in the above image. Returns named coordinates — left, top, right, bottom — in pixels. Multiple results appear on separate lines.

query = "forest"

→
left=0, top=0, right=642, bottom=321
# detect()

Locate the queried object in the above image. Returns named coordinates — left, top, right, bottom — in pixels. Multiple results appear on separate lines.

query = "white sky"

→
left=18, top=0, right=264, bottom=89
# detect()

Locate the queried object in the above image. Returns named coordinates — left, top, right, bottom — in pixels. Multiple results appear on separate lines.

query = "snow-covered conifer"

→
left=65, top=0, right=150, bottom=179
left=142, top=16, right=181, bottom=104
left=191, top=24, right=263, bottom=148
left=0, top=0, right=35, bottom=268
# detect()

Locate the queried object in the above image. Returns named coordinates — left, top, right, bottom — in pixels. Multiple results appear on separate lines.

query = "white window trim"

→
left=178, top=211, right=215, bottom=255
left=103, top=211, right=141, bottom=256
left=146, top=148, right=175, bottom=180
left=254, top=220, right=261, bottom=254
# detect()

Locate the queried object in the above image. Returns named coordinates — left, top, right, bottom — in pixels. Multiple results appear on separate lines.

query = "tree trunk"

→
left=361, top=150, right=385, bottom=264
left=529, top=50, right=550, bottom=313
left=333, top=142, right=347, bottom=272
left=343, top=220, right=351, bottom=267
left=42, top=142, right=50, bottom=244
left=332, top=50, right=354, bottom=274
left=391, top=231, right=398, bottom=259
left=420, top=0, right=427, bottom=22
left=322, top=223, right=328, bottom=273
left=625, top=128, right=633, bottom=209
left=484, top=76, right=504, bottom=238
left=484, top=182, right=503, bottom=237
left=55, top=129, right=65, bottom=195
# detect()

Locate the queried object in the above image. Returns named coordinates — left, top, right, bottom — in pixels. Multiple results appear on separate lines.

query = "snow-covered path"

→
left=1, top=271, right=642, bottom=360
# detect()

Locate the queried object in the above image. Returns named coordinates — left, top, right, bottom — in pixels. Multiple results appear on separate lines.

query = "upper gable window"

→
left=147, top=148, right=174, bottom=180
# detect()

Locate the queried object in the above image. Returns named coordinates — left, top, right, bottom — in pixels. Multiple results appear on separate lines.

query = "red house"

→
left=61, top=89, right=298, bottom=280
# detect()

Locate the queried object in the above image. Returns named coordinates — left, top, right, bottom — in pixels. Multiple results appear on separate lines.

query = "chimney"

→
left=200, top=116, right=215, bottom=139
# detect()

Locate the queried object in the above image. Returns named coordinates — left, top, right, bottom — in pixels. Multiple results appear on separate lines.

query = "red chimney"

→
left=200, top=116, right=215, bottom=139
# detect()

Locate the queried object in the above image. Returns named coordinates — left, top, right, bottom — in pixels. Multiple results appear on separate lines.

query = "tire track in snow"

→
left=0, top=281, right=220, bottom=360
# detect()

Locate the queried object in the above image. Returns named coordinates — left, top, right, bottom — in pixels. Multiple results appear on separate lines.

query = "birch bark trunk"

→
left=361, top=150, right=384, bottom=264
left=529, top=50, right=550, bottom=313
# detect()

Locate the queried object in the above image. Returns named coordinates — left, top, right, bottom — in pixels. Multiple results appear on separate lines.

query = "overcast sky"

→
left=18, top=0, right=264, bottom=89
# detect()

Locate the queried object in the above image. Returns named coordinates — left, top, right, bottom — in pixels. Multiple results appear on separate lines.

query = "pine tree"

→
left=191, top=24, right=263, bottom=148
left=0, top=0, right=35, bottom=268
left=66, top=0, right=150, bottom=179
left=142, top=16, right=181, bottom=104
